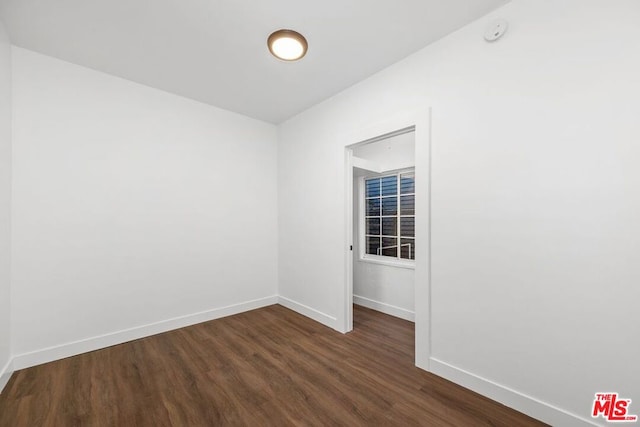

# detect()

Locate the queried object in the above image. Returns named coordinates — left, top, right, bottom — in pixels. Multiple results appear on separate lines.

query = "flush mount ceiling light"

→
left=268, top=29, right=308, bottom=61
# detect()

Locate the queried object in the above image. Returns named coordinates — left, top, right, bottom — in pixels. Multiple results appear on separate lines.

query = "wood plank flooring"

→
left=0, top=305, right=546, bottom=426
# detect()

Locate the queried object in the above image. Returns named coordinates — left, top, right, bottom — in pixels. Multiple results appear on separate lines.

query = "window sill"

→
left=358, top=255, right=415, bottom=270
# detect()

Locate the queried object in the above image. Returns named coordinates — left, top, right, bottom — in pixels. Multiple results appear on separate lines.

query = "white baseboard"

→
left=12, top=295, right=278, bottom=371
left=354, top=295, right=415, bottom=322
left=429, top=358, right=599, bottom=427
left=0, top=357, right=13, bottom=394
left=277, top=296, right=337, bottom=330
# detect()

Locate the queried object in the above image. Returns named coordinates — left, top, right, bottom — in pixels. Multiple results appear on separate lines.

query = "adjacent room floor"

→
left=0, top=305, right=546, bottom=426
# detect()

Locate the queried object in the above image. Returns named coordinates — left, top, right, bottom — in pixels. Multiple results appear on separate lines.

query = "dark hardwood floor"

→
left=0, top=305, right=546, bottom=426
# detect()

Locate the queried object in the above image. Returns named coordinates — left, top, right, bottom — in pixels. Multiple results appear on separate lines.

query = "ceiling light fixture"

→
left=268, top=29, right=308, bottom=61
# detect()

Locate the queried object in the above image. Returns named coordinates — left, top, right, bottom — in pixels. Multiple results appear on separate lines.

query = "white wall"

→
left=352, top=131, right=415, bottom=172
left=10, top=48, right=279, bottom=366
left=0, top=16, right=12, bottom=390
left=278, top=0, right=640, bottom=425
left=352, top=133, right=415, bottom=321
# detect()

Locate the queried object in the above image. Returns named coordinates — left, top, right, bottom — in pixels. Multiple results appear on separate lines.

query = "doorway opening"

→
left=342, top=109, right=430, bottom=370
left=351, top=130, right=416, bottom=325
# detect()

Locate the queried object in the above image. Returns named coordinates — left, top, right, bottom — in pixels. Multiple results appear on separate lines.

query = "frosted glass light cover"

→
left=268, top=30, right=308, bottom=61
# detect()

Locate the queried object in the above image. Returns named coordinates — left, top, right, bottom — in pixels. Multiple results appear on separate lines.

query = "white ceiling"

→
left=354, top=131, right=415, bottom=163
left=0, top=0, right=507, bottom=123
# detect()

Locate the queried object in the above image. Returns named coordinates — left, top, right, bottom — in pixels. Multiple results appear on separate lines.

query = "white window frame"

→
left=359, top=168, right=415, bottom=269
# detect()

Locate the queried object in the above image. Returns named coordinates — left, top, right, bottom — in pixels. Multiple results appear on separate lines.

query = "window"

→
left=362, top=170, right=415, bottom=263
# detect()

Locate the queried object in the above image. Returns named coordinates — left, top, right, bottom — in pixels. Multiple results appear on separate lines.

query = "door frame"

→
left=341, top=107, right=431, bottom=370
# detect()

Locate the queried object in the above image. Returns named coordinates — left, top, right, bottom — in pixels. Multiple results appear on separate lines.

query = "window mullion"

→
left=379, top=178, right=382, bottom=239
left=396, top=174, right=400, bottom=259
